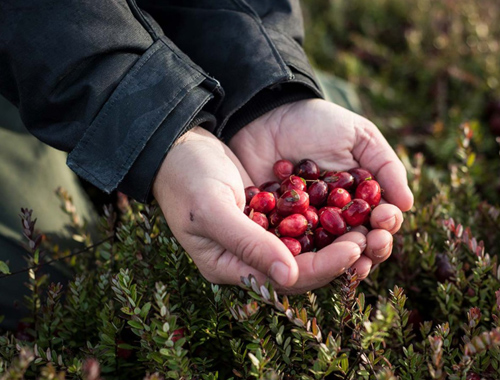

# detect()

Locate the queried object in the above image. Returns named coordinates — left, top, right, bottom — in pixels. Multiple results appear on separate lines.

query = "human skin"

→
left=153, top=99, right=413, bottom=294
left=229, top=99, right=414, bottom=292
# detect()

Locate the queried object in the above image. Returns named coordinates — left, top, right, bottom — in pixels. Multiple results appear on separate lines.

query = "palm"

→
left=229, top=99, right=413, bottom=211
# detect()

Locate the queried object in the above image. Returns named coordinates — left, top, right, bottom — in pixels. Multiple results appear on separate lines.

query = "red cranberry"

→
left=244, top=186, right=261, bottom=204
left=327, top=188, right=352, bottom=208
left=294, top=158, right=320, bottom=180
left=318, top=206, right=340, bottom=218
left=320, top=207, right=347, bottom=236
left=268, top=210, right=283, bottom=227
left=348, top=168, right=374, bottom=187
left=323, top=171, right=354, bottom=191
left=307, top=180, right=329, bottom=207
left=280, top=237, right=302, bottom=256
left=280, top=175, right=307, bottom=193
left=314, top=227, right=335, bottom=250
left=342, top=199, right=371, bottom=227
left=172, top=328, right=185, bottom=343
left=296, top=234, right=314, bottom=253
left=277, top=214, right=308, bottom=237
left=273, top=159, right=295, bottom=181
left=243, top=205, right=251, bottom=215
left=249, top=192, right=276, bottom=214
left=116, top=339, right=133, bottom=359
left=276, top=189, right=309, bottom=216
left=355, top=180, right=381, bottom=207
left=303, top=206, right=319, bottom=230
left=271, top=191, right=280, bottom=202
left=259, top=181, right=281, bottom=193
left=249, top=211, right=269, bottom=230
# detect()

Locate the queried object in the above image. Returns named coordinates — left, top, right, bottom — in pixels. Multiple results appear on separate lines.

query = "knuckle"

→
left=234, top=237, right=262, bottom=269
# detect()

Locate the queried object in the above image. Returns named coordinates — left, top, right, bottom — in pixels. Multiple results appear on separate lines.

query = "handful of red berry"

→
left=244, top=159, right=383, bottom=256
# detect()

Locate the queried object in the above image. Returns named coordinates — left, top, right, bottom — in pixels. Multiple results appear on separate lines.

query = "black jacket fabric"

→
left=0, top=0, right=322, bottom=202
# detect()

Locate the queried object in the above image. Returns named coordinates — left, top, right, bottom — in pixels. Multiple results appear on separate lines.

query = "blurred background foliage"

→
left=302, top=0, right=500, bottom=203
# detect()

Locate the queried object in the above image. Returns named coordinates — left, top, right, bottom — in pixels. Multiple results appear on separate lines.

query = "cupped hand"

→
left=153, top=127, right=362, bottom=294
left=153, top=127, right=298, bottom=287
left=229, top=99, right=414, bottom=284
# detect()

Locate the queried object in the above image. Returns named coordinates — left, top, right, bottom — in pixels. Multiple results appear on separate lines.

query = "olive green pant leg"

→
left=0, top=96, right=98, bottom=330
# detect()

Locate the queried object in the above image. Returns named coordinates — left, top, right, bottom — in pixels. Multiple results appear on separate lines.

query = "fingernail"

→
left=269, top=262, right=290, bottom=286
left=379, top=215, right=396, bottom=231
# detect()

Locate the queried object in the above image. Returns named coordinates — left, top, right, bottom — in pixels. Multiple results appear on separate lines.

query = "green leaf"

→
left=127, top=320, right=143, bottom=330
left=0, top=261, right=10, bottom=274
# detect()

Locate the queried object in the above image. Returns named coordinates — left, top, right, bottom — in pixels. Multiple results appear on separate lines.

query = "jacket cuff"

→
left=118, top=109, right=216, bottom=203
left=220, top=71, right=322, bottom=143
left=66, top=39, right=222, bottom=199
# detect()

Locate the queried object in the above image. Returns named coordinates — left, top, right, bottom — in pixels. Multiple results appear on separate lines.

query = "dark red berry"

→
left=355, top=180, right=381, bottom=207
left=318, top=206, right=340, bottom=218
left=116, top=339, right=133, bottom=359
left=348, top=168, right=374, bottom=187
left=327, top=188, right=352, bottom=208
left=281, top=175, right=307, bottom=193
left=249, top=192, right=276, bottom=214
left=307, top=180, right=328, bottom=207
left=294, top=159, right=320, bottom=180
left=320, top=207, right=347, bottom=236
left=243, top=205, right=251, bottom=215
left=172, top=328, right=186, bottom=343
left=245, top=186, right=261, bottom=204
left=249, top=211, right=269, bottom=230
left=271, top=191, right=280, bottom=203
left=273, top=159, right=295, bottom=181
left=342, top=199, right=371, bottom=227
left=323, top=171, right=354, bottom=191
left=280, top=237, right=302, bottom=256
left=276, top=189, right=310, bottom=216
left=277, top=214, right=308, bottom=237
left=259, top=181, right=281, bottom=193
left=303, top=206, right=319, bottom=230
left=268, top=210, right=283, bottom=227
left=314, top=227, right=335, bottom=250
left=319, top=170, right=336, bottom=180
left=296, top=234, right=314, bottom=253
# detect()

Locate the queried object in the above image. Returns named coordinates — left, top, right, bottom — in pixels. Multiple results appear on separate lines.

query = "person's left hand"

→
left=229, top=99, right=414, bottom=287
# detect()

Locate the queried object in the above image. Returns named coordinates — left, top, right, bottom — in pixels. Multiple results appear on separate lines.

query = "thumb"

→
left=201, top=203, right=299, bottom=287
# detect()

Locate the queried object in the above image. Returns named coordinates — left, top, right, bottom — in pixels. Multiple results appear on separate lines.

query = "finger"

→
left=200, top=204, right=299, bottom=287
left=370, top=204, right=404, bottom=235
left=363, top=229, right=393, bottom=265
left=223, top=144, right=254, bottom=188
left=350, top=255, right=373, bottom=280
left=205, top=250, right=269, bottom=286
left=350, top=225, right=369, bottom=235
left=278, top=241, right=362, bottom=294
left=334, top=231, right=367, bottom=251
left=352, top=121, right=414, bottom=211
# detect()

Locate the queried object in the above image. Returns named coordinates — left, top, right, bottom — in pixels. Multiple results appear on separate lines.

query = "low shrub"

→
left=0, top=123, right=500, bottom=379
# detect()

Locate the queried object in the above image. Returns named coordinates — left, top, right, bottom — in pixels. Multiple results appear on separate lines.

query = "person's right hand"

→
left=152, top=127, right=364, bottom=292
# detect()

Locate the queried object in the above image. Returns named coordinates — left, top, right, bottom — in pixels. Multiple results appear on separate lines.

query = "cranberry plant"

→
left=0, top=123, right=499, bottom=379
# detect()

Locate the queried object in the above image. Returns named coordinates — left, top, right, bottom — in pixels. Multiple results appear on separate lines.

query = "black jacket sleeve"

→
left=0, top=0, right=223, bottom=202
left=137, top=0, right=324, bottom=142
